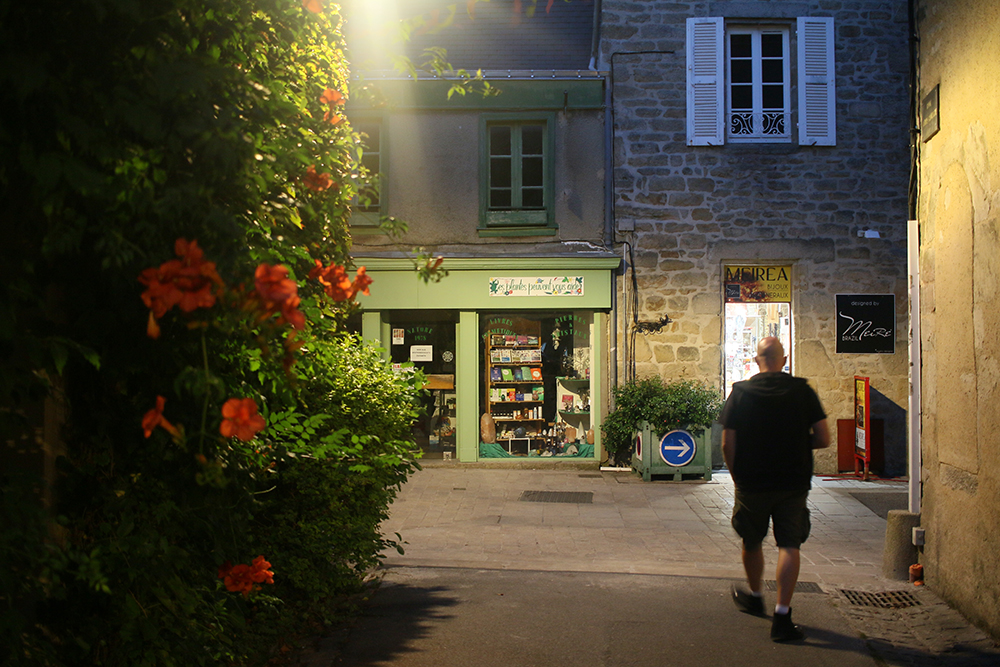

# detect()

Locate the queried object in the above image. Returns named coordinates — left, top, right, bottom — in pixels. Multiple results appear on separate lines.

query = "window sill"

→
left=477, top=227, right=558, bottom=238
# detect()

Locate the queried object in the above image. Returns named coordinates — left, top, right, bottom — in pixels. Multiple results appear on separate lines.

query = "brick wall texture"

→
left=600, top=0, right=912, bottom=473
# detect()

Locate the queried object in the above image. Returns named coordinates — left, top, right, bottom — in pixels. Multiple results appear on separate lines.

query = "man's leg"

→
left=743, top=543, right=765, bottom=593
left=775, top=546, right=800, bottom=608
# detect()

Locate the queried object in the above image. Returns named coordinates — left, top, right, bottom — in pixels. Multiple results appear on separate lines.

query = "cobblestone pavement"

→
left=377, top=465, right=1000, bottom=665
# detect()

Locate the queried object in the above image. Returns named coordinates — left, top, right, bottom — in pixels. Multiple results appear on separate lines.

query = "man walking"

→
left=721, top=336, right=829, bottom=642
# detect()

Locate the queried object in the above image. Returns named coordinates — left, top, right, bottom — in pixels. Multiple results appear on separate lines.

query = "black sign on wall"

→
left=836, top=294, right=895, bottom=354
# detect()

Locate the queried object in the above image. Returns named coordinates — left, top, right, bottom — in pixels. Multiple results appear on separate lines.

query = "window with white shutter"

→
left=685, top=16, right=836, bottom=147
left=797, top=17, right=836, bottom=146
left=686, top=17, right=724, bottom=146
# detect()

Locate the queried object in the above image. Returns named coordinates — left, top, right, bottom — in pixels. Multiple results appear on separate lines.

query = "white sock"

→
left=775, top=604, right=790, bottom=615
left=751, top=590, right=763, bottom=598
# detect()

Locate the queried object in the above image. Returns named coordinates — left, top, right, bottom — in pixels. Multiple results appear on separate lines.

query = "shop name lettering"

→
left=407, top=326, right=433, bottom=342
left=490, top=277, right=584, bottom=297
left=725, top=267, right=789, bottom=282
left=838, top=312, right=892, bottom=340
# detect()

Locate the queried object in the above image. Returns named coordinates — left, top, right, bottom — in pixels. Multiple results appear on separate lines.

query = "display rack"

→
left=485, top=333, right=549, bottom=454
left=556, top=375, right=592, bottom=444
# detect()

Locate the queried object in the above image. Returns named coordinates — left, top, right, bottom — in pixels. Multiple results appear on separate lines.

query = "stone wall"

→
left=916, top=0, right=1000, bottom=641
left=600, top=0, right=912, bottom=473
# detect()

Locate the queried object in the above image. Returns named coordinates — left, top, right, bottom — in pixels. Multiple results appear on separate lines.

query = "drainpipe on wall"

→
left=907, top=218, right=921, bottom=515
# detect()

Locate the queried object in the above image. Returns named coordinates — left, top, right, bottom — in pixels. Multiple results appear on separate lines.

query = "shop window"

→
left=723, top=266, right=792, bottom=396
left=480, top=311, right=594, bottom=458
left=387, top=311, right=457, bottom=459
left=479, top=114, right=556, bottom=236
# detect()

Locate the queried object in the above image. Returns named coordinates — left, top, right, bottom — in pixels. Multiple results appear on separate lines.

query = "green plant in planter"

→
left=601, top=377, right=723, bottom=467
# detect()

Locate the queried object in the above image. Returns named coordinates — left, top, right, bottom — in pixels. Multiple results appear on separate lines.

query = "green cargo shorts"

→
left=732, top=488, right=811, bottom=549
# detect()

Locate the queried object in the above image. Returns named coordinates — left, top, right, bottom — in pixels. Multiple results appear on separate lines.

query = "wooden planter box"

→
left=631, top=422, right=712, bottom=482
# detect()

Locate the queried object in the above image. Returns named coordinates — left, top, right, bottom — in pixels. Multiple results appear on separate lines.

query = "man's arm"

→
left=722, top=428, right=737, bottom=471
left=811, top=418, right=830, bottom=449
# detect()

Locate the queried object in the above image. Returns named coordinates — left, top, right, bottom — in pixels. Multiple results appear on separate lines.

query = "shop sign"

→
left=489, top=276, right=584, bottom=297
left=724, top=265, right=791, bottom=303
left=835, top=294, right=895, bottom=354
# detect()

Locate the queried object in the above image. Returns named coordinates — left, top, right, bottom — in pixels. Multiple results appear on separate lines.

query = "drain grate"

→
left=839, top=589, right=922, bottom=609
left=763, top=580, right=822, bottom=594
left=519, top=490, right=594, bottom=504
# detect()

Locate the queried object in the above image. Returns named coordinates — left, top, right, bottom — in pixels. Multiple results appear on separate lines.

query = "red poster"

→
left=854, top=376, right=871, bottom=479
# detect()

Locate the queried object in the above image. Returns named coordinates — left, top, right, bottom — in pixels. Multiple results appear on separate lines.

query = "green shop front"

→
left=356, top=257, right=618, bottom=462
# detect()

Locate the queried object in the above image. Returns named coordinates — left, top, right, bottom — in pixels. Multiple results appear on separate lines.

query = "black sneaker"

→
left=770, top=609, right=805, bottom=642
left=731, top=584, right=766, bottom=616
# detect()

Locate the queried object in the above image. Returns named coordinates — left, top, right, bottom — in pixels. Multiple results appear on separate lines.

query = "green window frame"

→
left=350, top=117, right=385, bottom=230
left=479, top=113, right=555, bottom=236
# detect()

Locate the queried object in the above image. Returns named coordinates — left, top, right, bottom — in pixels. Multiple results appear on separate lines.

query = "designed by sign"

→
left=489, top=276, right=584, bottom=297
left=724, top=265, right=791, bottom=303
left=658, top=430, right=697, bottom=468
left=836, top=294, right=895, bottom=354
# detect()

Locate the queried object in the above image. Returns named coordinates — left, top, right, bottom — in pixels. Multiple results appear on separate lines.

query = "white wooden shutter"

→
left=797, top=17, right=836, bottom=146
left=686, top=17, right=724, bottom=146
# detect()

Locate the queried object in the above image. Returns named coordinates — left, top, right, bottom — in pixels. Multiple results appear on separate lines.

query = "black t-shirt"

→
left=720, top=372, right=827, bottom=493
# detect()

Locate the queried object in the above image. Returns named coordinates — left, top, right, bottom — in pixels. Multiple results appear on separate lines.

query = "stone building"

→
left=346, top=1, right=616, bottom=463
left=913, top=0, right=1000, bottom=641
left=598, top=0, right=912, bottom=474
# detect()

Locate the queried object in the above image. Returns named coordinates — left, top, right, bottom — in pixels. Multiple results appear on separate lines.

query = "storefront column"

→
left=361, top=310, right=391, bottom=361
left=593, top=311, right=606, bottom=461
left=456, top=310, right=479, bottom=462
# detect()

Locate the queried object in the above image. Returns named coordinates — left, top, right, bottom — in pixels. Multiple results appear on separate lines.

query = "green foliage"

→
left=0, top=1, right=426, bottom=665
left=602, top=378, right=724, bottom=467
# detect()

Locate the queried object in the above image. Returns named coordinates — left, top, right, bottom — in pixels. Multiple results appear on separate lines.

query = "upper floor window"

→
left=480, top=114, right=555, bottom=235
left=350, top=118, right=383, bottom=228
left=727, top=26, right=790, bottom=141
left=686, top=17, right=836, bottom=147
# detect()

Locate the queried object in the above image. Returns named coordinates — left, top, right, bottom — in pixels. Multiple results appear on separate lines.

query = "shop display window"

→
left=479, top=311, right=595, bottom=458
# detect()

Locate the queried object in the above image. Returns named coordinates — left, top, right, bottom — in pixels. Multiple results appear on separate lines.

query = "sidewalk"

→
left=294, top=466, right=1000, bottom=666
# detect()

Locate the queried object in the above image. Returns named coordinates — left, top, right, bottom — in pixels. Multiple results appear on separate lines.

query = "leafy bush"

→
left=602, top=378, right=723, bottom=467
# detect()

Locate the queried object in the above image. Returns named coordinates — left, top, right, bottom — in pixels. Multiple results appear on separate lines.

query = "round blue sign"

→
left=659, top=430, right=696, bottom=467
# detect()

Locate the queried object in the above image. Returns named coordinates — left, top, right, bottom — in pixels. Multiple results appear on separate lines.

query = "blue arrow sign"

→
left=659, top=430, right=696, bottom=467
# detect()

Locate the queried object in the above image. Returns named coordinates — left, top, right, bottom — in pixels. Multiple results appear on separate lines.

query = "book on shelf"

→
left=526, top=335, right=539, bottom=346
left=491, top=334, right=505, bottom=346
left=490, top=349, right=502, bottom=363
left=512, top=367, right=523, bottom=382
left=504, top=335, right=516, bottom=346
left=520, top=366, right=531, bottom=381
left=529, top=349, right=542, bottom=362
left=516, top=335, right=528, bottom=345
left=530, top=367, right=542, bottom=381
left=500, top=350, right=512, bottom=363
left=506, top=388, right=516, bottom=401
left=532, top=386, right=544, bottom=401
left=501, top=368, right=514, bottom=382
left=514, top=392, right=525, bottom=402
left=490, top=367, right=502, bottom=382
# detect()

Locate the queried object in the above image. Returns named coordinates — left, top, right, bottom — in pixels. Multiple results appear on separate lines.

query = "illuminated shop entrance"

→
left=723, top=265, right=792, bottom=396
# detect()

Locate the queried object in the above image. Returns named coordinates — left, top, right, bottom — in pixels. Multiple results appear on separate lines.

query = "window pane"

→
left=521, top=125, right=543, bottom=155
left=730, top=34, right=751, bottom=58
left=762, top=85, right=784, bottom=110
left=490, top=126, right=511, bottom=156
left=762, top=59, right=784, bottom=83
left=522, top=156, right=543, bottom=187
left=761, top=33, right=783, bottom=58
left=490, top=157, right=511, bottom=188
left=360, top=125, right=380, bottom=151
left=522, top=188, right=543, bottom=208
left=490, top=189, right=511, bottom=208
left=731, top=84, right=752, bottom=110
left=730, top=59, right=752, bottom=84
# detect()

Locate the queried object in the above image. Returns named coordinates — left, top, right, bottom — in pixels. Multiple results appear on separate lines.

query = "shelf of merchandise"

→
left=556, top=375, right=592, bottom=442
left=486, top=334, right=550, bottom=452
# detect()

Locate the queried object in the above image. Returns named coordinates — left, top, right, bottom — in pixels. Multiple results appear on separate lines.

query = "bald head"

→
left=755, top=336, right=786, bottom=373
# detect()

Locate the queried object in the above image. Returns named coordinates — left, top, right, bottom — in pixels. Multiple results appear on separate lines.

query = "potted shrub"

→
left=601, top=377, right=723, bottom=468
